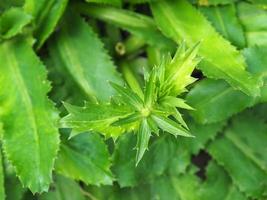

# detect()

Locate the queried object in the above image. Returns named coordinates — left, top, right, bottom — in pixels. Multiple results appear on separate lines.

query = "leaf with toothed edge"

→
left=136, top=118, right=151, bottom=165
left=208, top=112, right=267, bottom=199
left=48, top=10, right=123, bottom=102
left=0, top=7, right=32, bottom=39
left=55, top=130, right=114, bottom=186
left=151, top=115, right=193, bottom=138
left=62, top=43, right=199, bottom=164
left=61, top=102, right=136, bottom=138
left=0, top=38, right=59, bottom=193
left=151, top=0, right=261, bottom=96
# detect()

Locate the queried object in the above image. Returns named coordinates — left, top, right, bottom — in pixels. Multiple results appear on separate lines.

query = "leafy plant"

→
left=0, top=0, right=267, bottom=200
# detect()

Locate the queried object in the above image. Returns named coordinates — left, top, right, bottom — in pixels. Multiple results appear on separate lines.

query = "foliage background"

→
left=0, top=0, right=267, bottom=199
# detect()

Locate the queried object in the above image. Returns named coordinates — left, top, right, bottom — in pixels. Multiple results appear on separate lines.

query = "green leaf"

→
left=186, top=79, right=255, bottom=124
left=39, top=175, right=85, bottom=200
left=75, top=3, right=176, bottom=51
left=110, top=82, right=143, bottom=110
left=0, top=7, right=32, bottom=39
left=161, top=41, right=199, bottom=97
left=169, top=120, right=225, bottom=175
left=0, top=151, right=5, bottom=200
left=160, top=96, right=194, bottom=110
left=144, top=68, right=157, bottom=108
left=0, top=39, right=59, bottom=193
left=61, top=102, right=133, bottom=138
left=4, top=173, right=25, bottom=200
left=55, top=131, right=113, bottom=186
left=151, top=0, right=260, bottom=96
left=172, top=161, right=247, bottom=200
left=187, top=46, right=267, bottom=124
left=237, top=2, right=267, bottom=46
left=0, top=0, right=23, bottom=11
left=24, top=0, right=68, bottom=48
left=85, top=0, right=121, bottom=6
left=193, top=0, right=238, bottom=6
left=136, top=119, right=151, bottom=165
left=48, top=11, right=122, bottom=102
left=112, top=133, right=177, bottom=187
left=200, top=4, right=246, bottom=48
left=208, top=112, right=267, bottom=198
left=151, top=115, right=193, bottom=137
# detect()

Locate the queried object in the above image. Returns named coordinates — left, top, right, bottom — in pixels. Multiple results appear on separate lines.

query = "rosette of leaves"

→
left=61, top=42, right=200, bottom=164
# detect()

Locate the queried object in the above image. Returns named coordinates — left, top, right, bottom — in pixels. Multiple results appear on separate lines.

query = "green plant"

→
left=0, top=0, right=267, bottom=199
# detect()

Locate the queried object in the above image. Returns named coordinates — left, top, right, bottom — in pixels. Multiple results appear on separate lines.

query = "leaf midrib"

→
left=4, top=42, right=41, bottom=177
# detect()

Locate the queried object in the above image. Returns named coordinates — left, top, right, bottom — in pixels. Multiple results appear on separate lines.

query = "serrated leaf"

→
left=136, top=119, right=151, bottom=165
left=0, top=7, right=32, bottom=39
left=187, top=79, right=255, bottom=124
left=110, top=82, right=143, bottom=110
left=24, top=0, right=68, bottom=48
left=0, top=39, right=59, bottom=193
left=55, top=131, right=113, bottom=186
left=200, top=4, right=246, bottom=48
left=208, top=112, right=267, bottom=198
left=237, top=2, right=267, bottom=46
left=61, top=102, right=133, bottom=138
left=151, top=115, right=193, bottom=137
left=187, top=46, right=267, bottom=124
left=151, top=0, right=260, bottom=96
left=160, top=96, right=194, bottom=110
left=75, top=3, right=176, bottom=51
left=161, top=41, right=200, bottom=96
left=48, top=11, right=122, bottom=102
left=39, top=175, right=85, bottom=200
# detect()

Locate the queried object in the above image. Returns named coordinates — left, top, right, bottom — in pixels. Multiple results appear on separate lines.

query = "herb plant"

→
left=0, top=0, right=267, bottom=200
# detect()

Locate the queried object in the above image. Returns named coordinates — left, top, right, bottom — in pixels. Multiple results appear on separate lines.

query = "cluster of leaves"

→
left=0, top=0, right=267, bottom=200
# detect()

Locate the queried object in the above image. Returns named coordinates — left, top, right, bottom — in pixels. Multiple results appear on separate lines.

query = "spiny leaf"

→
left=55, top=131, right=114, bottom=186
left=61, top=102, right=134, bottom=138
left=110, top=82, right=143, bottom=110
left=161, top=41, right=200, bottom=97
left=160, top=96, right=194, bottom=110
left=62, top=44, right=199, bottom=164
left=136, top=118, right=151, bottom=165
left=0, top=7, right=32, bottom=39
left=0, top=38, right=59, bottom=193
left=151, top=115, right=193, bottom=138
left=151, top=0, right=260, bottom=96
left=48, top=10, right=122, bottom=102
